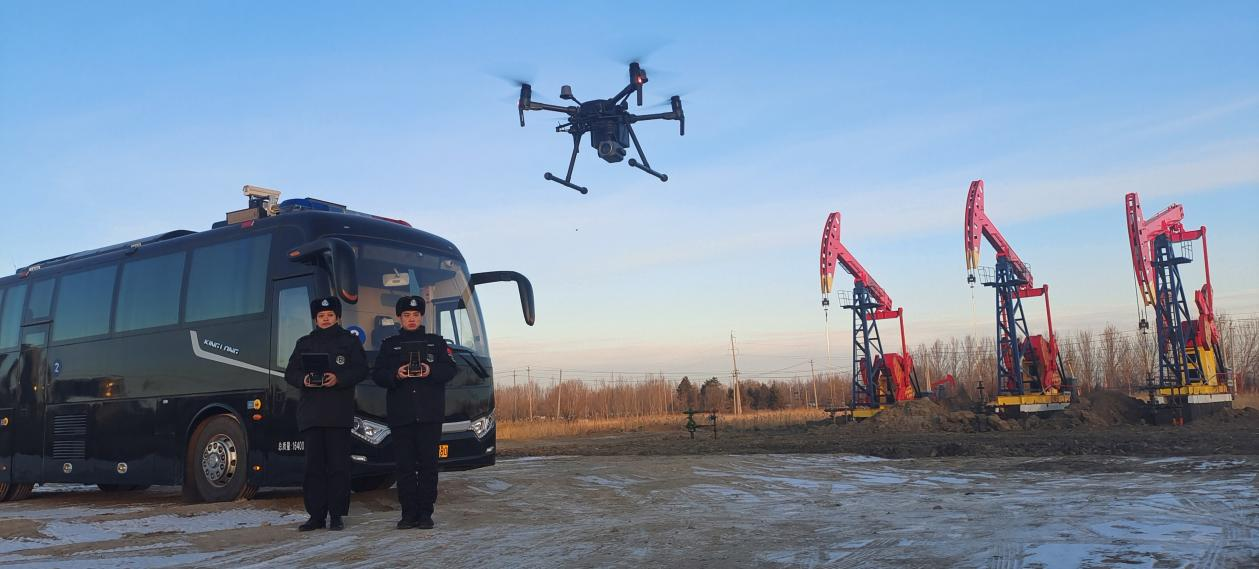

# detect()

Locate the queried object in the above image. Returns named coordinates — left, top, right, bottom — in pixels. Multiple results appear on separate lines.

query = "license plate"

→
left=438, top=444, right=449, bottom=459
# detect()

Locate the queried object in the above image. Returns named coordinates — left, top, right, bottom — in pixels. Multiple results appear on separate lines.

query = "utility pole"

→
left=556, top=369, right=563, bottom=420
left=810, top=359, right=819, bottom=408
left=527, top=366, right=533, bottom=420
left=729, top=331, right=743, bottom=415
left=825, top=313, right=833, bottom=406
left=512, top=369, right=517, bottom=420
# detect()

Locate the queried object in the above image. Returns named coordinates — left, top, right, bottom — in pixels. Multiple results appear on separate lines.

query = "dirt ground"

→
left=1, top=393, right=1257, bottom=568
left=502, top=392, right=1259, bottom=461
left=1, top=454, right=1256, bottom=568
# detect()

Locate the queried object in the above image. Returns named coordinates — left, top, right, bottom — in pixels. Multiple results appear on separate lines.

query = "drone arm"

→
left=630, top=110, right=684, bottom=136
left=611, top=85, right=636, bottom=106
left=630, top=111, right=677, bottom=121
left=526, top=102, right=579, bottom=114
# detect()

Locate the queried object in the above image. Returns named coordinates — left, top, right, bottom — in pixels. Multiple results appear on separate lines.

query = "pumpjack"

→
left=820, top=211, right=925, bottom=419
left=1125, top=192, right=1232, bottom=424
left=964, top=180, right=1073, bottom=415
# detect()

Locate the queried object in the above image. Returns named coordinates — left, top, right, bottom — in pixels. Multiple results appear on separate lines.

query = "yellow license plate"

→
left=438, top=444, right=449, bottom=459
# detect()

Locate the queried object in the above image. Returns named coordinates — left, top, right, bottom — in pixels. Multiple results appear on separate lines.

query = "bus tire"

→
left=183, top=414, right=257, bottom=503
left=4, top=482, right=33, bottom=502
left=0, top=482, right=33, bottom=502
left=351, top=474, right=396, bottom=493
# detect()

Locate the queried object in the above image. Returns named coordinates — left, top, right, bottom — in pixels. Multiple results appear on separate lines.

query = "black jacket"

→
left=371, top=327, right=456, bottom=426
left=284, top=324, right=369, bottom=431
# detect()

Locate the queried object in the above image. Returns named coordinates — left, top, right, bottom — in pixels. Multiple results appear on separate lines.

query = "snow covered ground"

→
left=0, top=454, right=1255, bottom=568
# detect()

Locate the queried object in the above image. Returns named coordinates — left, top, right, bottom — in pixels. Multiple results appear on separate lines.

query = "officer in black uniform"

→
left=372, top=296, right=457, bottom=529
left=284, top=296, right=368, bottom=532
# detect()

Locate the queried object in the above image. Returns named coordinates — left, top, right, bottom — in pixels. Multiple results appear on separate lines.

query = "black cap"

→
left=310, top=296, right=342, bottom=318
left=396, top=296, right=426, bottom=316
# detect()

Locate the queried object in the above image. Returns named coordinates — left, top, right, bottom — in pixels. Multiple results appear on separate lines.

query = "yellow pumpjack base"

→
left=1153, top=383, right=1233, bottom=405
left=990, top=393, right=1071, bottom=413
left=851, top=406, right=887, bottom=419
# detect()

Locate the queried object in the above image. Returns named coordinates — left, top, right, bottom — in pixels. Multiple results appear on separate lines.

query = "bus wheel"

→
left=0, top=482, right=34, bottom=502
left=351, top=474, right=396, bottom=493
left=183, top=415, right=257, bottom=503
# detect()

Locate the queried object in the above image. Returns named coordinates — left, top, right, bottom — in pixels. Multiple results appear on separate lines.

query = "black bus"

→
left=0, top=188, right=534, bottom=502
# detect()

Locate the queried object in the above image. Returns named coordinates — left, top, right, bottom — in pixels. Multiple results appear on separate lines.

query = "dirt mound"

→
left=1049, top=390, right=1149, bottom=428
left=1189, top=405, right=1259, bottom=426
left=840, top=390, right=1157, bottom=434
left=847, top=399, right=1013, bottom=434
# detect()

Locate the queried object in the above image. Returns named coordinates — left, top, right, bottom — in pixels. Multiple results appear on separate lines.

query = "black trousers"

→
left=302, top=427, right=352, bottom=519
left=393, top=421, right=442, bottom=520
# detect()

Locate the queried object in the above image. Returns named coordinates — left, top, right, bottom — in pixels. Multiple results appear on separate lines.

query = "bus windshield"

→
left=340, top=239, right=488, bottom=358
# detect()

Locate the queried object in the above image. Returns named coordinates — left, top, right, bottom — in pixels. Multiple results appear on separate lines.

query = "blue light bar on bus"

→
left=278, top=198, right=348, bottom=213
left=278, top=198, right=411, bottom=227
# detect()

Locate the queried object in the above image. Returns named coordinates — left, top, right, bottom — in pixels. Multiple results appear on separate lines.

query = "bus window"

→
left=455, top=305, right=478, bottom=351
left=25, top=279, right=54, bottom=323
left=115, top=252, right=185, bottom=332
left=52, top=265, right=117, bottom=342
left=437, top=301, right=480, bottom=353
left=439, top=309, right=458, bottom=345
left=275, top=285, right=311, bottom=369
left=340, top=241, right=488, bottom=356
left=0, top=284, right=24, bottom=349
left=185, top=235, right=271, bottom=322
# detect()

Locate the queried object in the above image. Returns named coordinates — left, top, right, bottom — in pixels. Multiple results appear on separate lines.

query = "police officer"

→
left=372, top=296, right=456, bottom=529
left=284, top=296, right=368, bottom=532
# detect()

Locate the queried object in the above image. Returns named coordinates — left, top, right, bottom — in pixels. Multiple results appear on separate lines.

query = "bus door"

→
left=267, top=275, right=313, bottom=483
left=12, top=323, right=50, bottom=483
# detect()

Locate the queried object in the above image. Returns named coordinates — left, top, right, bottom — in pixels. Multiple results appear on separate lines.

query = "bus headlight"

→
left=352, top=417, right=390, bottom=446
left=470, top=411, right=495, bottom=440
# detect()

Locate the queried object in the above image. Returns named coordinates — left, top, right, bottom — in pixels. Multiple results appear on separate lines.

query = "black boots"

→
left=416, top=515, right=434, bottom=530
left=297, top=517, right=326, bottom=532
left=329, top=515, right=344, bottom=531
left=396, top=517, right=419, bottom=530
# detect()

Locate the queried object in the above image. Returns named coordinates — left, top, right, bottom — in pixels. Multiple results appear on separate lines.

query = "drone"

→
left=517, top=62, right=685, bottom=194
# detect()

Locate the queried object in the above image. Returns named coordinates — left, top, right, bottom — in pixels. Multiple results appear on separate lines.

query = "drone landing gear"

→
left=626, top=124, right=668, bottom=182
left=628, top=159, right=667, bottom=182
left=544, top=173, right=587, bottom=194
left=544, top=133, right=589, bottom=194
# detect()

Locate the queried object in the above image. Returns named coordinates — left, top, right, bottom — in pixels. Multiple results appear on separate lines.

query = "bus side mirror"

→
left=289, top=238, right=359, bottom=304
left=470, top=271, right=535, bottom=326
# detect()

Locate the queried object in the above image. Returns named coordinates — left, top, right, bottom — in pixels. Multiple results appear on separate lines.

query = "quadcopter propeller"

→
left=628, top=62, right=648, bottom=106
left=517, top=83, right=532, bottom=127
left=670, top=95, right=685, bottom=136
left=645, top=95, right=686, bottom=136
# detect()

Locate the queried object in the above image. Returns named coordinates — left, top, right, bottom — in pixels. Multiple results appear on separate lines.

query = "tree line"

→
left=495, top=315, right=1259, bottom=421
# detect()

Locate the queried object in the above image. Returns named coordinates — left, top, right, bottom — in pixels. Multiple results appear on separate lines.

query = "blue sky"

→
left=2, top=1, right=1256, bottom=382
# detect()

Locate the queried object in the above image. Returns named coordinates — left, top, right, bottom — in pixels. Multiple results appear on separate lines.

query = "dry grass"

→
left=498, top=408, right=823, bottom=441
left=1234, top=392, right=1259, bottom=410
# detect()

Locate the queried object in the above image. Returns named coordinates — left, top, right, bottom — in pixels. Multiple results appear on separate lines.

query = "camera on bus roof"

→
left=227, top=185, right=283, bottom=224
left=243, top=185, right=281, bottom=201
